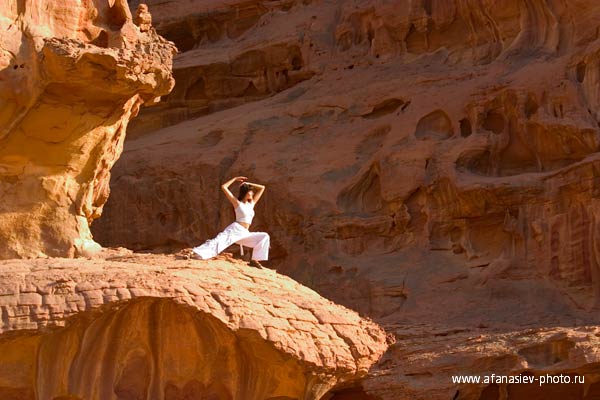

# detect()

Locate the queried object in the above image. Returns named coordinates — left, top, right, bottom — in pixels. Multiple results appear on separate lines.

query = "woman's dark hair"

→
left=238, top=183, right=253, bottom=201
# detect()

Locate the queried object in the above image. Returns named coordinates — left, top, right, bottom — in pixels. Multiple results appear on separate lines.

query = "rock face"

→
left=124, top=0, right=315, bottom=138
left=0, top=1, right=175, bottom=258
left=91, top=0, right=600, bottom=398
left=0, top=252, right=389, bottom=400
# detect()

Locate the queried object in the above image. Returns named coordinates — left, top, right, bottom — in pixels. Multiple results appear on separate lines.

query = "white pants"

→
left=192, top=222, right=270, bottom=261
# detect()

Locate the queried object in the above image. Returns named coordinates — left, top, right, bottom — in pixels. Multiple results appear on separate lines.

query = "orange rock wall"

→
left=0, top=255, right=389, bottom=399
left=0, top=0, right=175, bottom=258
left=92, top=1, right=600, bottom=398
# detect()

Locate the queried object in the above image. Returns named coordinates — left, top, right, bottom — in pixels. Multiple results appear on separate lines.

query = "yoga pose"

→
left=192, top=176, right=270, bottom=266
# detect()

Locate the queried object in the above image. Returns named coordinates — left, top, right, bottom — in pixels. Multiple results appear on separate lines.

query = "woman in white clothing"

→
left=192, top=176, right=270, bottom=267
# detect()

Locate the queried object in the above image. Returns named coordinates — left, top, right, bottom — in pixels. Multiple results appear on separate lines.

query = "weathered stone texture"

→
left=93, top=1, right=600, bottom=398
left=0, top=253, right=389, bottom=400
left=0, top=0, right=175, bottom=258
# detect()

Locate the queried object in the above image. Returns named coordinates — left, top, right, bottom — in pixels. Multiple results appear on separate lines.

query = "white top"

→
left=235, top=200, right=255, bottom=224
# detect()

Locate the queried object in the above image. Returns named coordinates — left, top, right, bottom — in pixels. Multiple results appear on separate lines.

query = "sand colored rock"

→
left=0, top=1, right=175, bottom=258
left=365, top=324, right=600, bottom=400
left=0, top=252, right=389, bottom=400
left=134, top=4, right=153, bottom=33
left=91, top=0, right=600, bottom=398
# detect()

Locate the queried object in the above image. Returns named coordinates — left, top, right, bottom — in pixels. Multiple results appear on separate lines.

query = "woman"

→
left=192, top=176, right=270, bottom=267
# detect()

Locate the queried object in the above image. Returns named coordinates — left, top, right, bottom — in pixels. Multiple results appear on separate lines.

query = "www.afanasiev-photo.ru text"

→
left=452, top=373, right=584, bottom=386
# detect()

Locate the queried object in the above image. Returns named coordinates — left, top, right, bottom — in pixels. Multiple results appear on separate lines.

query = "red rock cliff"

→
left=0, top=2, right=391, bottom=400
left=92, top=0, right=600, bottom=399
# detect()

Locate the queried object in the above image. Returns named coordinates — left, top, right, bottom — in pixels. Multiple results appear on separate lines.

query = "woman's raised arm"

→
left=246, top=181, right=265, bottom=204
left=221, top=176, right=246, bottom=207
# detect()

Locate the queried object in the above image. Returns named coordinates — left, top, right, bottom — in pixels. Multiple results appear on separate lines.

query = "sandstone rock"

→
left=134, top=4, right=153, bottom=33
left=0, top=252, right=389, bottom=399
left=123, top=0, right=316, bottom=138
left=92, top=0, right=600, bottom=398
left=0, top=1, right=175, bottom=258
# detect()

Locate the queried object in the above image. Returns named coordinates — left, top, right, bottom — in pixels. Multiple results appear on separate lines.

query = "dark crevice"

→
left=325, top=384, right=381, bottom=400
left=362, top=98, right=406, bottom=119
left=91, top=30, right=109, bottom=48
left=576, top=61, right=586, bottom=83
left=107, top=2, right=129, bottom=30
left=460, top=118, right=472, bottom=137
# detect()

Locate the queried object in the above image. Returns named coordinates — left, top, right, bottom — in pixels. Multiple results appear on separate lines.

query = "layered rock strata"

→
left=0, top=0, right=175, bottom=258
left=0, top=253, right=389, bottom=400
left=92, top=0, right=600, bottom=398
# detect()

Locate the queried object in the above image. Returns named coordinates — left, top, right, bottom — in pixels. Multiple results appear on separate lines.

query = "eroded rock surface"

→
left=0, top=252, right=389, bottom=400
left=124, top=0, right=315, bottom=138
left=92, top=0, right=600, bottom=398
left=0, top=1, right=175, bottom=258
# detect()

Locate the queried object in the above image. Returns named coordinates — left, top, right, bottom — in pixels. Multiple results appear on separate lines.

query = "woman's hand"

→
left=222, top=176, right=247, bottom=207
left=223, top=176, right=247, bottom=188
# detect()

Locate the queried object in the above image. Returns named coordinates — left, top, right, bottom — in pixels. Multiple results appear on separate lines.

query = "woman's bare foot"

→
left=248, top=260, right=264, bottom=268
left=175, top=249, right=193, bottom=260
